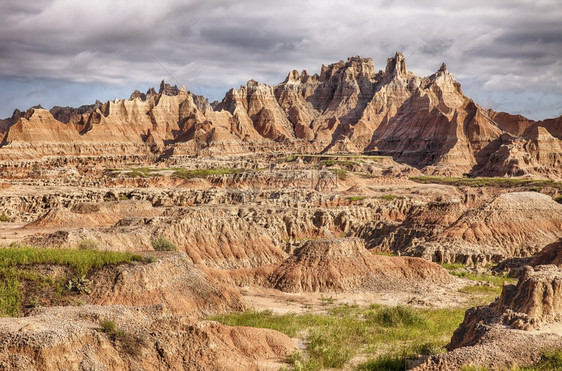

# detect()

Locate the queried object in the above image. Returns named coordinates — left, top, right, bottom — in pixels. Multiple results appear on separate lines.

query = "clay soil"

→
left=1, top=154, right=561, bottom=370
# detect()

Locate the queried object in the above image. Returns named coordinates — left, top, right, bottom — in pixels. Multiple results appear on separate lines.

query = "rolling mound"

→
left=410, top=192, right=562, bottom=264
left=266, top=238, right=453, bottom=293
left=0, top=305, right=295, bottom=371
left=89, top=252, right=247, bottom=316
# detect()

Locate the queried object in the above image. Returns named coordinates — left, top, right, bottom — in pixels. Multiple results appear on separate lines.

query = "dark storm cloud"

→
left=0, top=0, right=561, bottom=119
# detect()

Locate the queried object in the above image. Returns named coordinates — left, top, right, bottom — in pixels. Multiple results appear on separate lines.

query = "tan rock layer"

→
left=1, top=54, right=560, bottom=177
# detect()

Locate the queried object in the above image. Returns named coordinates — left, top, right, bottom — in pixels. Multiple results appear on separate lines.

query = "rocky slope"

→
left=407, top=192, right=562, bottom=264
left=415, top=265, right=562, bottom=370
left=1, top=53, right=560, bottom=177
left=265, top=238, right=453, bottom=293
left=0, top=305, right=295, bottom=371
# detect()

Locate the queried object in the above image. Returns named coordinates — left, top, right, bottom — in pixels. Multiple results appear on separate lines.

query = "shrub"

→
left=368, top=305, right=424, bottom=327
left=0, top=213, right=10, bottom=222
left=151, top=237, right=177, bottom=251
left=357, top=354, right=408, bottom=371
left=555, top=195, right=562, bottom=204
left=66, top=276, right=92, bottom=294
left=78, top=238, right=98, bottom=250
left=99, top=319, right=124, bottom=339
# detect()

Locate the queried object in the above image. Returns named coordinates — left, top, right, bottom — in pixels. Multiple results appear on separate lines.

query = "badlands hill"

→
left=0, top=52, right=560, bottom=177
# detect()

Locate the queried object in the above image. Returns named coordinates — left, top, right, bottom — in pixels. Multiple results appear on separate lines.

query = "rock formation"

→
left=0, top=305, right=295, bottom=371
left=415, top=265, right=562, bottom=370
left=89, top=252, right=248, bottom=316
left=1, top=53, right=560, bottom=177
left=266, top=238, right=453, bottom=293
left=405, top=192, right=562, bottom=264
left=532, top=238, right=562, bottom=266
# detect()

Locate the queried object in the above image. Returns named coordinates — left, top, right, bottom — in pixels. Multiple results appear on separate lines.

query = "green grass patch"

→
left=410, top=176, right=562, bottom=190
left=210, top=304, right=465, bottom=370
left=381, top=194, right=400, bottom=201
left=357, top=354, right=409, bottom=371
left=516, top=349, right=562, bottom=370
left=440, top=262, right=467, bottom=271
left=0, top=247, right=142, bottom=276
left=171, top=167, right=244, bottom=179
left=453, top=272, right=517, bottom=306
left=151, top=237, right=177, bottom=251
left=348, top=196, right=367, bottom=202
left=0, top=247, right=143, bottom=317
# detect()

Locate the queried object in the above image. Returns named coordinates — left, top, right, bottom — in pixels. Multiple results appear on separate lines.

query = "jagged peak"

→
left=439, top=63, right=448, bottom=73
left=319, top=56, right=375, bottom=81
left=384, top=52, right=407, bottom=78
left=129, top=90, right=146, bottom=101
left=159, top=80, right=181, bottom=96
left=282, top=69, right=313, bottom=85
left=283, top=70, right=301, bottom=83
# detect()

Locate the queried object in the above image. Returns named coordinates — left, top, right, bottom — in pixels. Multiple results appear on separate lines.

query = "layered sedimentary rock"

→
left=415, top=265, right=562, bottom=370
left=532, top=238, right=562, bottom=266
left=265, top=238, right=453, bottom=293
left=2, top=54, right=560, bottom=177
left=89, top=252, right=248, bottom=316
left=406, top=192, right=562, bottom=264
left=0, top=306, right=295, bottom=371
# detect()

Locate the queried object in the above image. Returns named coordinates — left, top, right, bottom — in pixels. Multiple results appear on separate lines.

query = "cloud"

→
left=0, top=0, right=560, bottom=119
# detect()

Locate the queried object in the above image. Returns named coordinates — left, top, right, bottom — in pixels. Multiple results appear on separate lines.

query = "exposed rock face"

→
left=414, top=265, right=562, bottom=370
left=265, top=238, right=453, bottom=293
left=25, top=200, right=160, bottom=229
left=532, top=238, right=562, bottom=266
left=89, top=252, right=248, bottom=316
left=0, top=305, right=295, bottom=371
left=407, top=192, right=562, bottom=264
left=1, top=53, right=560, bottom=177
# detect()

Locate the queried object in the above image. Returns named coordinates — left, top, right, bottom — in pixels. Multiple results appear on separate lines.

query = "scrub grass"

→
left=210, top=304, right=465, bottom=370
left=0, top=247, right=143, bottom=317
left=410, top=176, right=562, bottom=190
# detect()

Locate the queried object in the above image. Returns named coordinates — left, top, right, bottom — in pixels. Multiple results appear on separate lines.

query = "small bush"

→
left=357, top=354, right=408, bottom=371
left=99, top=319, right=124, bottom=339
left=151, top=237, right=177, bottom=251
left=78, top=238, right=98, bottom=250
left=66, top=276, right=92, bottom=294
left=0, top=213, right=10, bottom=222
left=555, top=195, right=562, bottom=204
left=368, top=305, right=424, bottom=327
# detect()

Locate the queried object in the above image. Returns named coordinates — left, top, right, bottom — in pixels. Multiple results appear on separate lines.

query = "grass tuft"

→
left=210, top=304, right=465, bottom=370
left=0, top=247, right=143, bottom=316
left=151, top=237, right=177, bottom=251
left=357, top=354, right=408, bottom=370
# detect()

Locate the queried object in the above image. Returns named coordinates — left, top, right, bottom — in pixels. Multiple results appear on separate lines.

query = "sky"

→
left=1, top=0, right=561, bottom=120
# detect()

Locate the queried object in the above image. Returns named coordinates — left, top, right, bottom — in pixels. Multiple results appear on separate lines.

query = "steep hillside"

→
left=1, top=53, right=560, bottom=177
